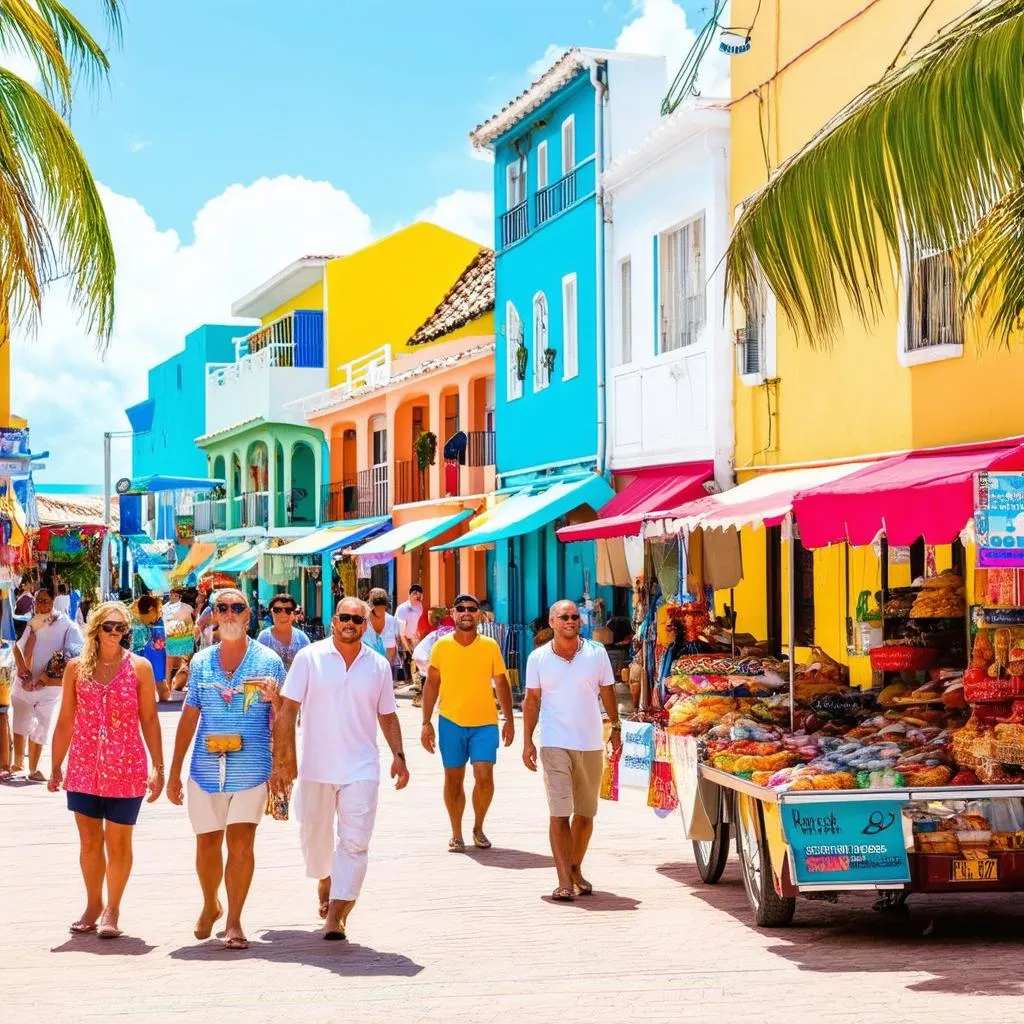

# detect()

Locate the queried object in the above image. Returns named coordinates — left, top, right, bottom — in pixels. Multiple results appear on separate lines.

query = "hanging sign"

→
left=175, top=515, right=195, bottom=543
left=619, top=720, right=654, bottom=789
left=780, top=796, right=911, bottom=886
left=975, top=472, right=1024, bottom=567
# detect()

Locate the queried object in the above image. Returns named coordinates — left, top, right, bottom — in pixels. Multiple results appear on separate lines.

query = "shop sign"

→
left=619, top=720, right=654, bottom=789
left=781, top=796, right=910, bottom=886
left=976, top=472, right=1024, bottom=567
left=175, top=515, right=194, bottom=543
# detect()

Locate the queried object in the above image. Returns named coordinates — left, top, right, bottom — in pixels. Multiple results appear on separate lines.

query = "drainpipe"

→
left=590, top=61, right=608, bottom=475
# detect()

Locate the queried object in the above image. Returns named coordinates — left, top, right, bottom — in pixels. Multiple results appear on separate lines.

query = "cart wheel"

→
left=692, top=789, right=730, bottom=884
left=735, top=794, right=795, bottom=928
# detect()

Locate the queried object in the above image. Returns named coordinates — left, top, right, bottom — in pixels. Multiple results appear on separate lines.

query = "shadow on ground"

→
left=658, top=860, right=1024, bottom=997
left=169, top=929, right=424, bottom=977
left=50, top=935, right=156, bottom=956
left=540, top=890, right=640, bottom=912
left=462, top=847, right=554, bottom=870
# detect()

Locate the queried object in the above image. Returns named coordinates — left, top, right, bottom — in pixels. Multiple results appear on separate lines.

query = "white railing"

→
left=194, top=499, right=227, bottom=534
left=291, top=344, right=392, bottom=417
left=235, top=312, right=300, bottom=366
left=240, top=491, right=269, bottom=528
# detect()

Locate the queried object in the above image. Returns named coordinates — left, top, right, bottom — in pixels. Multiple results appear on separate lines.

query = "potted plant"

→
left=515, top=342, right=528, bottom=381
left=414, top=431, right=437, bottom=472
left=543, top=347, right=557, bottom=375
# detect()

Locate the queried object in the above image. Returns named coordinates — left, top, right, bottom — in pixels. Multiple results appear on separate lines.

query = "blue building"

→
left=442, top=49, right=665, bottom=629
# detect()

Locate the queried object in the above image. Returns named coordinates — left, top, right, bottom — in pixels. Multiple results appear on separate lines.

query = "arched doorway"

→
left=290, top=442, right=316, bottom=526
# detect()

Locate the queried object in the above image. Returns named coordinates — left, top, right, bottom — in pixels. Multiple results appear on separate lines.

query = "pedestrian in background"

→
left=522, top=600, right=622, bottom=902
left=48, top=601, right=164, bottom=937
left=257, top=592, right=310, bottom=672
left=273, top=597, right=409, bottom=941
left=363, top=587, right=400, bottom=667
left=394, top=583, right=424, bottom=683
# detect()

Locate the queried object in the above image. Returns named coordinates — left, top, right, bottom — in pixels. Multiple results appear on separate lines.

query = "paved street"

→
left=3, top=702, right=1023, bottom=1024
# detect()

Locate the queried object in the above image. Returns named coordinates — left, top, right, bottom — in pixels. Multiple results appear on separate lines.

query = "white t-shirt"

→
left=53, top=594, right=71, bottom=616
left=282, top=638, right=398, bottom=785
left=162, top=600, right=194, bottom=626
left=363, top=613, right=401, bottom=659
left=394, top=600, right=423, bottom=642
left=525, top=639, right=615, bottom=751
left=16, top=613, right=83, bottom=682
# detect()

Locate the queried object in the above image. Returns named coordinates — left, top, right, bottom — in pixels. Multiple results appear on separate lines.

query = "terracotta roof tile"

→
left=36, top=493, right=119, bottom=528
left=408, top=249, right=495, bottom=346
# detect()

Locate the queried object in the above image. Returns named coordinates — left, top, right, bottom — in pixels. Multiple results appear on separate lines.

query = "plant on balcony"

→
left=414, top=431, right=437, bottom=472
left=543, top=347, right=557, bottom=375
left=515, top=341, right=528, bottom=381
left=209, top=485, right=226, bottom=500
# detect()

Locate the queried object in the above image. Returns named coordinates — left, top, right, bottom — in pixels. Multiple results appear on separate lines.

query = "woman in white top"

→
left=363, top=588, right=400, bottom=665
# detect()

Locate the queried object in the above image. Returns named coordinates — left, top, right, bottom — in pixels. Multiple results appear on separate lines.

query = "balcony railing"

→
left=240, top=491, right=269, bottom=528
left=357, top=465, right=389, bottom=519
left=193, top=499, right=227, bottom=534
left=295, top=344, right=393, bottom=417
left=395, top=460, right=429, bottom=505
left=535, top=170, right=577, bottom=226
left=236, top=309, right=324, bottom=368
left=500, top=200, right=529, bottom=248
left=466, top=430, right=496, bottom=467
left=321, top=479, right=359, bottom=523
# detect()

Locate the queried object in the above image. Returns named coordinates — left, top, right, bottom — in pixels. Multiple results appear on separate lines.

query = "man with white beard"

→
left=167, top=589, right=285, bottom=951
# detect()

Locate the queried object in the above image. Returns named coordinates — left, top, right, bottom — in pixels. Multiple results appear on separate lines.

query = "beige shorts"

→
left=187, top=779, right=266, bottom=834
left=540, top=747, right=603, bottom=819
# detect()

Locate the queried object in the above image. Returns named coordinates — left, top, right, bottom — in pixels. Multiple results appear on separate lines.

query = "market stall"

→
left=638, top=440, right=1024, bottom=927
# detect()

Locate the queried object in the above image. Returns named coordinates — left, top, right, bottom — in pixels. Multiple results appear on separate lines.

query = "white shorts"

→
left=11, top=686, right=60, bottom=745
left=187, top=779, right=266, bottom=834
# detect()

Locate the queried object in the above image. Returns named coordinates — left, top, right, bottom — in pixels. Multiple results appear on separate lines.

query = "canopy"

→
left=202, top=541, right=253, bottom=575
left=557, top=461, right=713, bottom=542
left=128, top=475, right=223, bottom=494
left=434, top=474, right=614, bottom=551
left=137, top=565, right=171, bottom=593
left=354, top=509, right=475, bottom=559
left=792, top=438, right=1024, bottom=549
left=170, top=542, right=217, bottom=582
left=651, top=462, right=877, bottom=535
left=269, top=519, right=389, bottom=558
left=215, top=541, right=269, bottom=575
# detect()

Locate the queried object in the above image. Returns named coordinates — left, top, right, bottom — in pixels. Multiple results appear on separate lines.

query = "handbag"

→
left=205, top=734, right=243, bottom=754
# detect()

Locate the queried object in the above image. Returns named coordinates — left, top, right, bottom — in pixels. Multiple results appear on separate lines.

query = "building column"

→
left=267, top=433, right=279, bottom=529
left=427, top=393, right=442, bottom=504
left=282, top=439, right=293, bottom=529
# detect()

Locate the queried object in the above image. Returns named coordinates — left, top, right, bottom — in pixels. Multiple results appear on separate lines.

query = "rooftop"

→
left=36, top=493, right=119, bottom=528
left=231, top=255, right=334, bottom=319
left=408, top=249, right=495, bottom=346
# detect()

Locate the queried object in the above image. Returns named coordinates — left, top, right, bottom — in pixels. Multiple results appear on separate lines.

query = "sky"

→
left=15, top=0, right=726, bottom=486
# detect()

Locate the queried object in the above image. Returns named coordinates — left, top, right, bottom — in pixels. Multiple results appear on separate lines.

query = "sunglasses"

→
left=454, top=604, right=479, bottom=614
left=271, top=606, right=294, bottom=614
left=557, top=613, right=581, bottom=622
left=100, top=621, right=129, bottom=634
left=215, top=602, right=248, bottom=615
left=336, top=613, right=366, bottom=625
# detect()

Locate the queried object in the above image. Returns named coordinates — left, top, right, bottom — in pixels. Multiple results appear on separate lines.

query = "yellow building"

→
left=724, top=0, right=998, bottom=678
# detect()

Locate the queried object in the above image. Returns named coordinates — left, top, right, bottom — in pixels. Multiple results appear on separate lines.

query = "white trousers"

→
left=295, top=779, right=380, bottom=901
left=11, top=684, right=60, bottom=745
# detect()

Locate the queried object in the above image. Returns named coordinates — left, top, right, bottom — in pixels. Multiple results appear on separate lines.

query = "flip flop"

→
left=472, top=831, right=492, bottom=850
left=27, top=770, right=46, bottom=782
left=0, top=769, right=12, bottom=781
left=323, top=929, right=347, bottom=942
left=222, top=936, right=249, bottom=950
left=448, top=838, right=466, bottom=853
left=69, top=921, right=97, bottom=934
left=97, top=925, right=123, bottom=939
left=551, top=887, right=575, bottom=902
left=574, top=880, right=593, bottom=896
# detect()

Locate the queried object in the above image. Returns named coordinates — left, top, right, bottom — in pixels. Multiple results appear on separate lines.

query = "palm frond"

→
left=34, top=0, right=118, bottom=92
left=726, top=0, right=1024, bottom=346
left=0, top=0, right=74, bottom=107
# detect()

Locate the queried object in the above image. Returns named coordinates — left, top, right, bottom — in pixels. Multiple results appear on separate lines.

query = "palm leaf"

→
left=726, top=0, right=1024, bottom=347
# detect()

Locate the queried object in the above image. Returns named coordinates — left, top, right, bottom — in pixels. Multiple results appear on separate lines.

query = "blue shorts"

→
left=438, top=717, right=499, bottom=769
left=67, top=791, right=144, bottom=826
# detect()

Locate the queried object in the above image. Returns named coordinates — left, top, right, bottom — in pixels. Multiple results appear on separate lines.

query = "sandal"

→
left=551, top=887, right=575, bottom=902
left=222, top=935, right=249, bottom=950
left=574, top=879, right=593, bottom=896
left=448, top=837, right=466, bottom=853
left=27, top=770, right=45, bottom=782
left=472, top=831, right=492, bottom=850
left=323, top=929, right=347, bottom=941
left=0, top=768, right=11, bottom=781
left=97, top=925, right=123, bottom=939
left=69, top=921, right=97, bottom=934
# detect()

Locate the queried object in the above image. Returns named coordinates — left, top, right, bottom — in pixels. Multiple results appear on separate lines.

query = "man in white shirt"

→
left=523, top=599, right=622, bottom=903
left=273, top=597, right=410, bottom=942
left=394, top=584, right=424, bottom=687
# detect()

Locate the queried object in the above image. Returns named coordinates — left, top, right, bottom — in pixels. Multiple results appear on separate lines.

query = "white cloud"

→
left=17, top=175, right=376, bottom=485
left=128, top=138, right=150, bottom=154
left=528, top=43, right=568, bottom=79
left=0, top=47, right=41, bottom=85
left=467, top=141, right=494, bottom=164
left=616, top=0, right=730, bottom=99
left=415, top=189, right=494, bottom=248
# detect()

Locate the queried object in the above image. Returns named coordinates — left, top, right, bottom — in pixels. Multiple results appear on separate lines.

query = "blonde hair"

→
left=79, top=601, right=132, bottom=680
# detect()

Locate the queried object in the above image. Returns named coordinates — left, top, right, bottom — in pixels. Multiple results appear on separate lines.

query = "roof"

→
left=36, top=493, right=120, bottom=528
left=231, top=255, right=333, bottom=319
left=195, top=416, right=263, bottom=446
left=408, top=249, right=495, bottom=346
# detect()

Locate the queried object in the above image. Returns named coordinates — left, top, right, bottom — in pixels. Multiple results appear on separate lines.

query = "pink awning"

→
left=792, top=438, right=1024, bottom=549
left=556, top=461, right=713, bottom=542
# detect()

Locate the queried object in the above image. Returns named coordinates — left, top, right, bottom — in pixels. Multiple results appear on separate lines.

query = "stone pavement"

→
left=3, top=702, right=1023, bottom=1024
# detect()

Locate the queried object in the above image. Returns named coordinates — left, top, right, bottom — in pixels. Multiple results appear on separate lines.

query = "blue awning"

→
left=352, top=509, right=474, bottom=558
left=432, top=475, right=614, bottom=550
left=268, top=518, right=389, bottom=558
left=137, top=565, right=172, bottom=593
left=128, top=475, right=224, bottom=494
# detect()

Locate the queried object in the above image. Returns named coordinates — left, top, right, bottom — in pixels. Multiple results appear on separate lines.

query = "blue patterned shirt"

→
left=185, top=640, right=285, bottom=793
left=256, top=627, right=310, bottom=672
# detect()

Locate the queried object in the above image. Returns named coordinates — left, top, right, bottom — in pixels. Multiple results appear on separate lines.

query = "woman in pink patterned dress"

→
left=49, top=601, right=164, bottom=938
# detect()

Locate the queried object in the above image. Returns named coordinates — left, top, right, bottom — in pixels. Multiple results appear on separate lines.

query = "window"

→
left=561, top=115, right=575, bottom=175
left=907, top=250, right=962, bottom=352
left=659, top=214, right=706, bottom=352
left=793, top=538, right=815, bottom=647
left=562, top=273, right=578, bottom=380
left=737, top=275, right=767, bottom=378
left=506, top=155, right=526, bottom=210
left=506, top=301, right=523, bottom=401
left=370, top=414, right=387, bottom=466
left=532, top=292, right=549, bottom=392
left=536, top=140, right=548, bottom=190
left=619, top=258, right=632, bottom=365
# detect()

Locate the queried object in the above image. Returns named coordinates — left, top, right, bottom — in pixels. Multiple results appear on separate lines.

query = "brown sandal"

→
left=448, top=837, right=466, bottom=853
left=551, top=887, right=575, bottom=902
left=472, top=831, right=492, bottom=850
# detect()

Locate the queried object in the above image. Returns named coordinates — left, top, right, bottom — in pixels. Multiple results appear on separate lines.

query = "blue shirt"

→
left=185, top=640, right=286, bottom=793
left=256, top=627, right=310, bottom=672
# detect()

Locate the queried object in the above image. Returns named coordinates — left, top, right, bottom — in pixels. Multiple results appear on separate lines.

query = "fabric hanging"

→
left=596, top=537, right=631, bottom=587
left=702, top=527, right=743, bottom=591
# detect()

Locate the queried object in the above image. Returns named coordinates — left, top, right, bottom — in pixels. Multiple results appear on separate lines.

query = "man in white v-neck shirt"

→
left=273, top=597, right=410, bottom=942
left=523, top=599, right=622, bottom=903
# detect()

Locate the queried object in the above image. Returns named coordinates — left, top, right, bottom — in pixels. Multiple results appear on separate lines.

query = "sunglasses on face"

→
left=215, top=602, right=247, bottom=615
left=100, top=621, right=129, bottom=634
left=271, top=606, right=294, bottom=615
left=557, top=614, right=581, bottom=622
left=454, top=605, right=479, bottom=614
left=336, top=613, right=366, bottom=625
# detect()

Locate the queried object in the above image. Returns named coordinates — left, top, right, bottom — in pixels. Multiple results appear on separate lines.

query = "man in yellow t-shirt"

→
left=422, top=593, right=514, bottom=852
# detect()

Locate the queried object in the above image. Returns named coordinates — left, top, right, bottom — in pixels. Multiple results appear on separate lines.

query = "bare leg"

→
left=569, top=815, right=595, bottom=890
left=0, top=714, right=10, bottom=771
left=223, top=822, right=257, bottom=947
left=324, top=898, right=355, bottom=935
left=100, top=821, right=134, bottom=930
left=12, top=731, right=24, bottom=771
left=443, top=767, right=467, bottom=843
left=317, top=876, right=330, bottom=918
left=73, top=813, right=105, bottom=929
left=548, top=816, right=574, bottom=891
left=194, top=830, right=224, bottom=939
left=27, top=739, right=43, bottom=774
left=471, top=761, right=495, bottom=838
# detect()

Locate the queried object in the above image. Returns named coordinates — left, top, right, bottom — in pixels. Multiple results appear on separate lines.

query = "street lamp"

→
left=101, top=429, right=133, bottom=599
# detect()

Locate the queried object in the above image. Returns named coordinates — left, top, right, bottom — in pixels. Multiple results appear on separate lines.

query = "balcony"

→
left=466, top=430, right=496, bottom=467
left=294, top=345, right=393, bottom=418
left=395, top=460, right=429, bottom=505
left=500, top=200, right=528, bottom=248
left=193, top=499, right=227, bottom=534
left=535, top=170, right=577, bottom=226
left=357, top=465, right=389, bottom=518
left=321, top=479, right=360, bottom=523
left=239, top=491, right=269, bottom=529
left=204, top=310, right=326, bottom=437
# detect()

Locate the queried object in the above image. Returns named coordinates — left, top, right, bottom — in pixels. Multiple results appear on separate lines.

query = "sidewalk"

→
left=1, top=703, right=1022, bottom=1023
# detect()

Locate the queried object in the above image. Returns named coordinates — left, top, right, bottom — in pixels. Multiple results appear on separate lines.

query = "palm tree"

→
left=726, top=1, right=1024, bottom=347
left=0, top=0, right=122, bottom=348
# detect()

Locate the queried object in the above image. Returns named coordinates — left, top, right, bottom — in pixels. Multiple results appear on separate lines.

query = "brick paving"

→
left=2, top=702, right=1023, bottom=1023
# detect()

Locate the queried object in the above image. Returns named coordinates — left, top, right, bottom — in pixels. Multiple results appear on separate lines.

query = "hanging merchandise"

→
left=647, top=723, right=678, bottom=815
left=619, top=720, right=655, bottom=789
left=853, top=589, right=882, bottom=655
left=599, top=742, right=620, bottom=802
